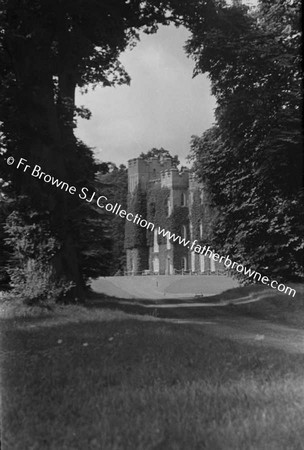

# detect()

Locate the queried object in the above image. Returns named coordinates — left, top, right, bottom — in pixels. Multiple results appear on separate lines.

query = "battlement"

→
left=160, top=167, right=189, bottom=189
left=125, top=153, right=220, bottom=276
left=127, top=156, right=175, bottom=193
left=128, top=157, right=173, bottom=174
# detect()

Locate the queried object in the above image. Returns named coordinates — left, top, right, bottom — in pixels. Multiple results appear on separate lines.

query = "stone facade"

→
left=125, top=155, right=224, bottom=275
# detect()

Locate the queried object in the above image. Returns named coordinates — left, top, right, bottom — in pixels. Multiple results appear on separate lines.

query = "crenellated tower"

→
left=124, top=154, right=224, bottom=275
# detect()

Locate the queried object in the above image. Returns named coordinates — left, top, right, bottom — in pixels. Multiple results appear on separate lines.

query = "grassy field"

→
left=91, top=274, right=239, bottom=300
left=88, top=283, right=304, bottom=328
left=1, top=307, right=304, bottom=450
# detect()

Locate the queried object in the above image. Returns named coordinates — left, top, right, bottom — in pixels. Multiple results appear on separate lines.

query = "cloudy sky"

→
left=75, top=25, right=216, bottom=167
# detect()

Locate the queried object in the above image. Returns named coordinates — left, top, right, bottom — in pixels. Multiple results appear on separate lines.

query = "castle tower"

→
left=124, top=154, right=224, bottom=276
left=125, top=156, right=174, bottom=274
left=127, top=156, right=173, bottom=194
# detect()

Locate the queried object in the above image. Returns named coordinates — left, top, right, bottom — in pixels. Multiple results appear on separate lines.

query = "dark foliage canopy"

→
left=187, top=0, right=303, bottom=281
left=0, top=0, right=195, bottom=300
left=97, top=163, right=128, bottom=275
left=139, top=147, right=180, bottom=166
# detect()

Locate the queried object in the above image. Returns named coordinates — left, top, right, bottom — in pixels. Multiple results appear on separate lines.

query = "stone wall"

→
left=125, top=156, right=224, bottom=276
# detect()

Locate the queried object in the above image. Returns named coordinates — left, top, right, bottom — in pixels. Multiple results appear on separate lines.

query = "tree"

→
left=187, top=0, right=303, bottom=281
left=96, top=163, right=128, bottom=275
left=0, top=183, right=11, bottom=285
left=0, top=0, right=192, bottom=301
left=139, top=147, right=180, bottom=166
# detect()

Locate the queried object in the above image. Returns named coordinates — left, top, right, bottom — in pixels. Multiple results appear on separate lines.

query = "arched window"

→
left=166, top=234, right=171, bottom=250
left=153, top=256, right=160, bottom=274
left=181, top=225, right=187, bottom=240
left=181, top=256, right=187, bottom=271
left=166, top=256, right=172, bottom=275
left=190, top=192, right=193, bottom=204
left=191, top=251, right=195, bottom=272
left=165, top=198, right=171, bottom=217
left=190, top=222, right=193, bottom=240
left=210, top=258, right=216, bottom=273
left=200, top=221, right=203, bottom=238
left=153, top=228, right=159, bottom=252
left=181, top=192, right=187, bottom=206
left=167, top=198, right=171, bottom=217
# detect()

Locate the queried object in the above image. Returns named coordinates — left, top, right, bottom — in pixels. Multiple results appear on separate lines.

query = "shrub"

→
left=4, top=209, right=74, bottom=305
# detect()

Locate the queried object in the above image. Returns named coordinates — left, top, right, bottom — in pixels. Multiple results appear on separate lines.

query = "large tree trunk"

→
left=38, top=74, right=86, bottom=301
left=9, top=65, right=85, bottom=301
left=3, top=10, right=92, bottom=301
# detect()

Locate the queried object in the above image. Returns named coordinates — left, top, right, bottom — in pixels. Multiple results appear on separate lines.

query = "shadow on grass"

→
left=1, top=283, right=303, bottom=328
left=87, top=283, right=304, bottom=326
left=1, top=310, right=304, bottom=450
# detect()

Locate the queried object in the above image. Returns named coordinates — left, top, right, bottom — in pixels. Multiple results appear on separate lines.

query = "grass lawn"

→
left=88, top=283, right=304, bottom=328
left=1, top=308, right=304, bottom=450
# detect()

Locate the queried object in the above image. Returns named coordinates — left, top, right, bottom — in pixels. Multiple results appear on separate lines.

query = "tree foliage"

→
left=139, top=147, right=180, bottom=166
left=96, top=163, right=128, bottom=275
left=0, top=0, right=192, bottom=301
left=187, top=0, right=303, bottom=281
left=4, top=206, right=74, bottom=304
left=0, top=187, right=11, bottom=285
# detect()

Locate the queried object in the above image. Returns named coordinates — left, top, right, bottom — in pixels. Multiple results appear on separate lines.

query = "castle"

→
left=124, top=155, right=224, bottom=275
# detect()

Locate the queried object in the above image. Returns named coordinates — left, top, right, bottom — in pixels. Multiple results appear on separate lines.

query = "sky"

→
left=75, top=25, right=216, bottom=167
